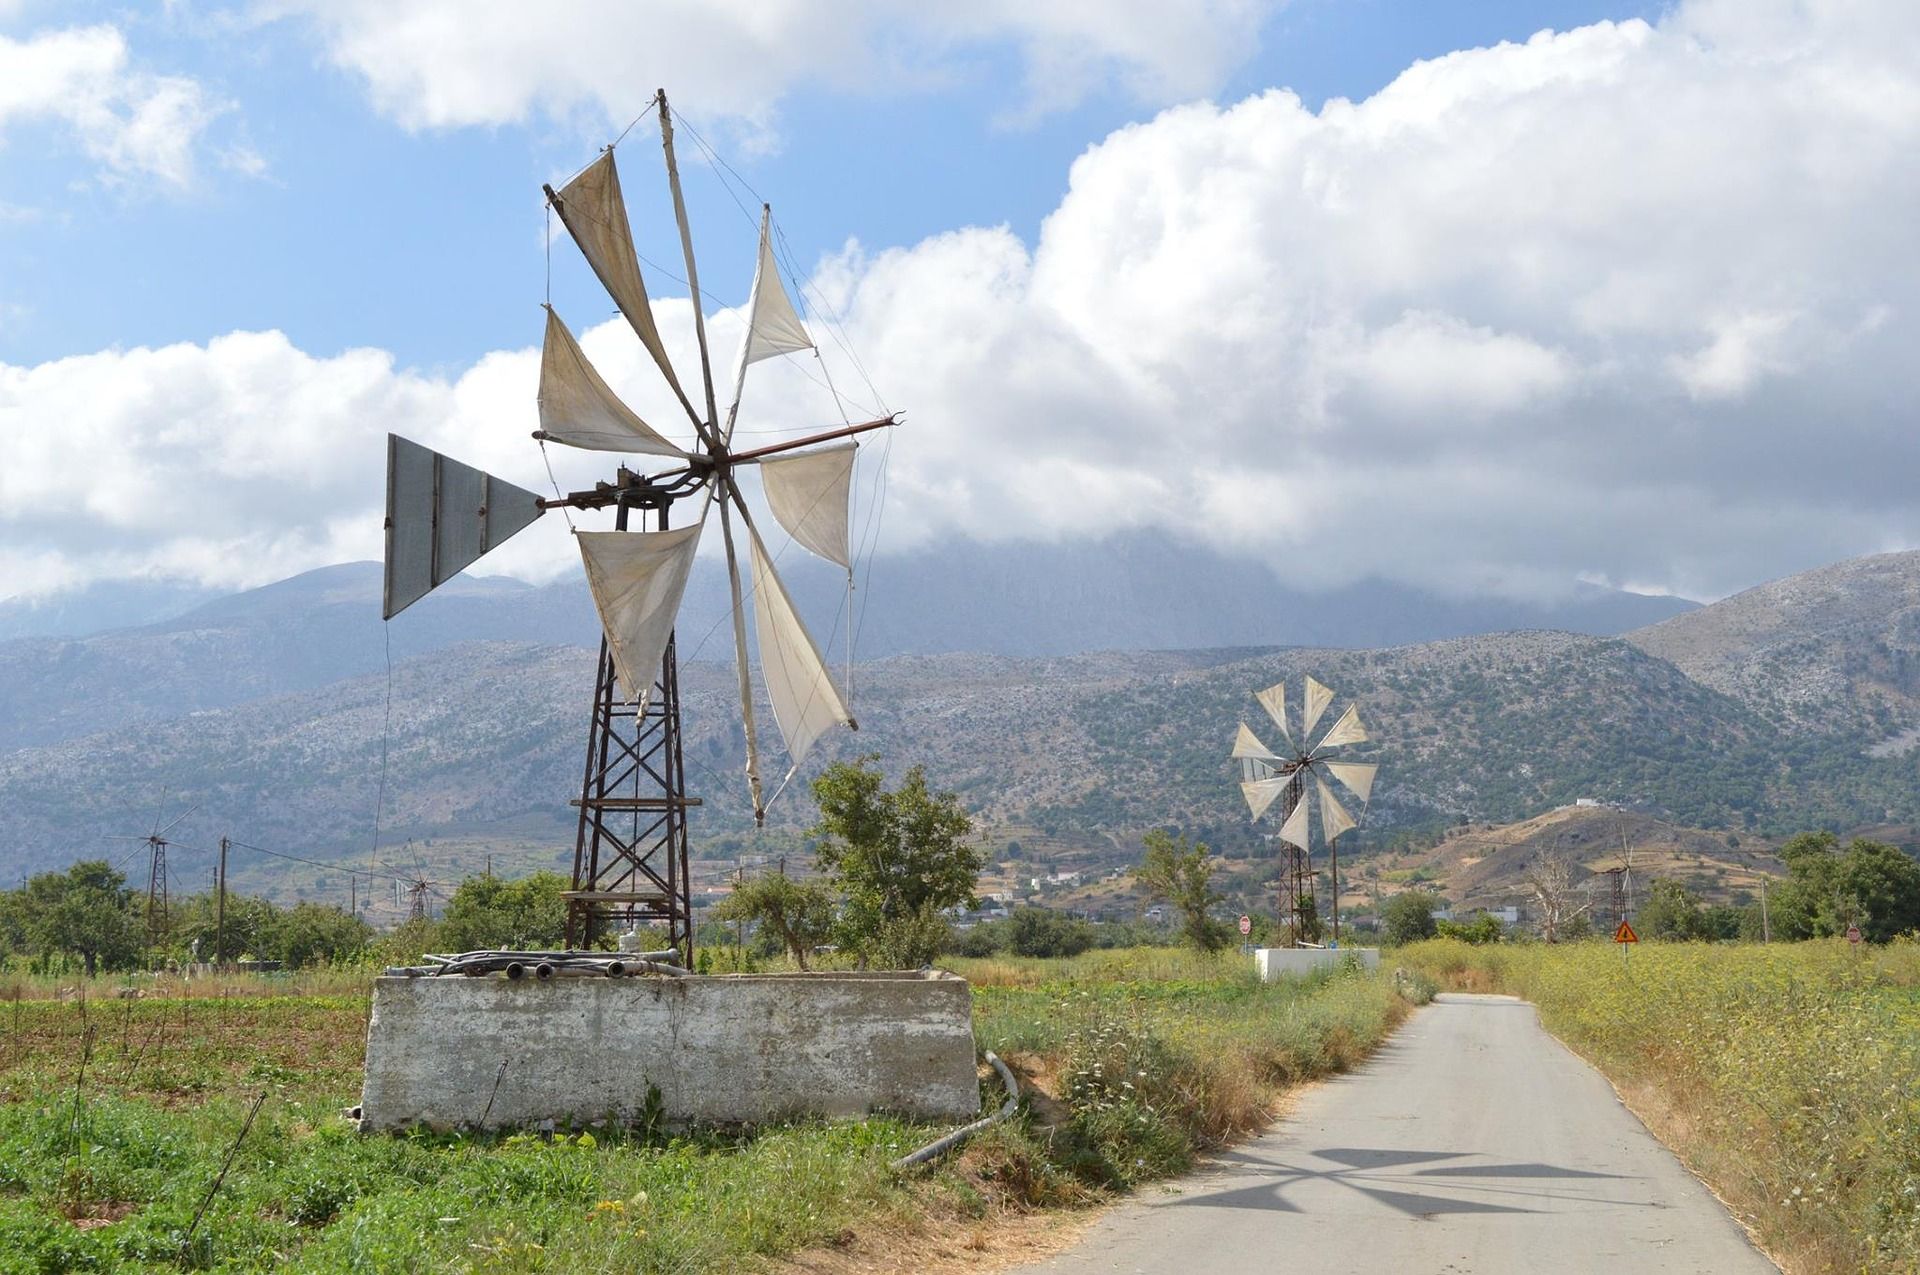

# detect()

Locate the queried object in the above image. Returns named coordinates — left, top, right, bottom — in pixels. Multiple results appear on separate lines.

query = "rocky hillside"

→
left=1629, top=550, right=1920, bottom=744
left=1375, top=805, right=1786, bottom=914
left=11, top=548, right=1920, bottom=899
left=6, top=627, right=1913, bottom=894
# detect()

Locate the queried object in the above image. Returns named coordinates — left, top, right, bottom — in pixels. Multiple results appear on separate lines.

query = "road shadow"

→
left=1170, top=1146, right=1635, bottom=1217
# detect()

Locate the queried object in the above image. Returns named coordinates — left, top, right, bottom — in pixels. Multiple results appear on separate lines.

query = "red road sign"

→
left=1238, top=914, right=1252, bottom=936
left=1847, top=924, right=1862, bottom=946
left=1613, top=921, right=1639, bottom=944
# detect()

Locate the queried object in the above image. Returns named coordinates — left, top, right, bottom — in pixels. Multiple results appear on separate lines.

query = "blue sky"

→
left=3, top=1, right=1656, bottom=371
left=3, top=0, right=1916, bottom=608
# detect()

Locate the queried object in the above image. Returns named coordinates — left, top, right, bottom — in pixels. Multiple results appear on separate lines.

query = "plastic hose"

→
left=890, top=1051, right=1020, bottom=1171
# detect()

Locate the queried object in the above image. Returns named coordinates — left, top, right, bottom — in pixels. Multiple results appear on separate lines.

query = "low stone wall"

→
left=359, top=970, right=981, bottom=1132
left=1254, top=947, right=1381, bottom=981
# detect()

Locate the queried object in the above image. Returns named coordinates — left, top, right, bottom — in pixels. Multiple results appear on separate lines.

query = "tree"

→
left=1381, top=890, right=1440, bottom=946
left=712, top=873, right=836, bottom=969
left=1769, top=833, right=1920, bottom=941
left=810, top=758, right=981, bottom=967
left=264, top=902, right=372, bottom=967
left=1437, top=913, right=1505, bottom=945
left=438, top=871, right=569, bottom=952
left=1523, top=856, right=1588, bottom=943
left=171, top=891, right=278, bottom=963
left=1006, top=907, right=1095, bottom=958
left=1134, top=829, right=1227, bottom=952
left=22, top=861, right=140, bottom=976
left=1634, top=879, right=1709, bottom=941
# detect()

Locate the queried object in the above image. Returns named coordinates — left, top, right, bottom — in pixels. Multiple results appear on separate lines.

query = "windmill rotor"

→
left=1231, top=675, right=1380, bottom=947
left=379, top=88, right=895, bottom=963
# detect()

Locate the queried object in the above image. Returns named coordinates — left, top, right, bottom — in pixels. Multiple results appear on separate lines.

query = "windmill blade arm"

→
left=1301, top=676, right=1334, bottom=738
left=155, top=804, right=200, bottom=839
left=723, top=205, right=816, bottom=447
left=1231, top=721, right=1278, bottom=762
left=1254, top=682, right=1293, bottom=746
left=716, top=483, right=768, bottom=823
left=543, top=154, right=712, bottom=444
left=1317, top=702, right=1367, bottom=750
left=656, top=93, right=721, bottom=442
left=536, top=306, right=691, bottom=457
left=754, top=441, right=857, bottom=569
left=730, top=482, right=858, bottom=766
left=575, top=517, right=707, bottom=704
left=1324, top=760, right=1378, bottom=804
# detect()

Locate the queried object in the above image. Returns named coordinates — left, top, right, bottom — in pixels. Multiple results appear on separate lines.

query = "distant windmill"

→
left=109, top=798, right=197, bottom=961
left=1231, top=676, right=1379, bottom=946
left=379, top=90, right=891, bottom=962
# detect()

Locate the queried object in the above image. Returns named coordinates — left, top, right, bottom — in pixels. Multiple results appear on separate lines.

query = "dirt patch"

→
left=63, top=1200, right=137, bottom=1228
left=777, top=1206, right=1097, bottom=1274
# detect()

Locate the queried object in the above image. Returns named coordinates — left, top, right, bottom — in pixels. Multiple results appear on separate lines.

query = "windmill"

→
left=380, top=90, right=890, bottom=964
left=1231, top=676, right=1378, bottom=947
left=110, top=798, right=198, bottom=961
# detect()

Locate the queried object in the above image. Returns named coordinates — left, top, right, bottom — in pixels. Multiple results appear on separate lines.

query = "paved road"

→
left=1011, top=994, right=1776, bottom=1275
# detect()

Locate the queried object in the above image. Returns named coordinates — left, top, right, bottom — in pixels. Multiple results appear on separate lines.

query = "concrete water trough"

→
left=1254, top=947, right=1380, bottom=981
left=358, top=968, right=981, bottom=1132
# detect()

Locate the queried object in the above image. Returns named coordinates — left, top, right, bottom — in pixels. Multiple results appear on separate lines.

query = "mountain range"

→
left=4, top=543, right=1918, bottom=900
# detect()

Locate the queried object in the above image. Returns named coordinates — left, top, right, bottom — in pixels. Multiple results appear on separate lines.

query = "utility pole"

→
left=215, top=836, right=228, bottom=967
left=733, top=867, right=746, bottom=952
left=1760, top=875, right=1771, bottom=944
left=1329, top=836, right=1342, bottom=946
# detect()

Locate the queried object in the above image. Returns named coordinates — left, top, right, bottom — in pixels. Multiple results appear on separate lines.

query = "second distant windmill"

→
left=1231, top=675, right=1379, bottom=946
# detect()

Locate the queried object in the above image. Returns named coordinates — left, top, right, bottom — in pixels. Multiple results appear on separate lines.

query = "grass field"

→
left=1399, top=938, right=1920, bottom=1274
left=0, top=951, right=1411, bottom=1273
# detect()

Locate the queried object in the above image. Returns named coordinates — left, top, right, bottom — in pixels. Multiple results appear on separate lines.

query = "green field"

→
left=0, top=953, right=1411, bottom=1273
left=1399, top=938, right=1920, bottom=1274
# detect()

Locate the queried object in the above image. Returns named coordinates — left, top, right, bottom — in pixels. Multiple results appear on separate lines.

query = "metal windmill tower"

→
left=380, top=90, right=888, bottom=966
left=111, top=801, right=196, bottom=960
left=1231, top=676, right=1379, bottom=946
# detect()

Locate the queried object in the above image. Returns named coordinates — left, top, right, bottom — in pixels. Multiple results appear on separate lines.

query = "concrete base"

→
left=359, top=970, right=980, bottom=1132
left=1254, top=947, right=1381, bottom=981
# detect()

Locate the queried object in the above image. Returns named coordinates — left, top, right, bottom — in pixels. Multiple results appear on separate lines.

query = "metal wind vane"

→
left=381, top=89, right=894, bottom=958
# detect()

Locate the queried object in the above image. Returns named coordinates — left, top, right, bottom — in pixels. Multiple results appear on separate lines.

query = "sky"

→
left=2, top=0, right=1916, bottom=610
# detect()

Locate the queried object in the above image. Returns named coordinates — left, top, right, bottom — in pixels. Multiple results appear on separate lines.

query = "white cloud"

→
left=8, top=0, right=1920, bottom=607
left=0, top=24, right=230, bottom=188
left=256, top=0, right=1277, bottom=133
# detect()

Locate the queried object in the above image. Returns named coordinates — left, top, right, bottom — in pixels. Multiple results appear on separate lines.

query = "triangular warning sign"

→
left=1613, top=921, right=1638, bottom=944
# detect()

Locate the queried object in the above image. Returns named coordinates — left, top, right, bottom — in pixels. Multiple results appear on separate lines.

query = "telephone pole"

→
left=215, top=836, right=229, bottom=966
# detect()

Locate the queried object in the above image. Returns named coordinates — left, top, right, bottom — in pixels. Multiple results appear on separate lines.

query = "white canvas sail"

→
left=1317, top=702, right=1367, bottom=750
left=576, top=521, right=705, bottom=702
left=1325, top=760, right=1378, bottom=804
left=749, top=523, right=853, bottom=765
left=552, top=150, right=692, bottom=418
left=1316, top=776, right=1357, bottom=841
left=758, top=442, right=856, bottom=569
left=1279, top=792, right=1311, bottom=850
left=723, top=207, right=816, bottom=444
left=538, top=307, right=686, bottom=456
left=1231, top=722, right=1278, bottom=761
left=1241, top=775, right=1290, bottom=820
left=1301, top=675, right=1335, bottom=738
left=742, top=210, right=813, bottom=367
left=1254, top=682, right=1291, bottom=744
